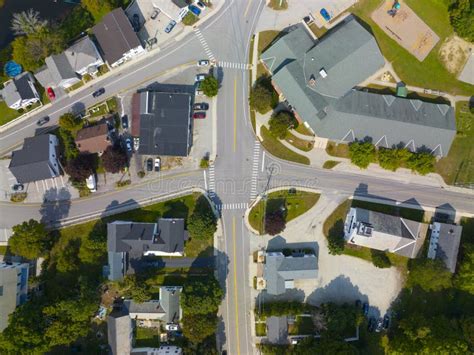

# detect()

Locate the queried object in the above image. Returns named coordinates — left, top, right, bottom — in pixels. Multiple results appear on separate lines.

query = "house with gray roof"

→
left=1, top=72, right=40, bottom=110
left=263, top=252, right=318, bottom=295
left=124, top=286, right=182, bottom=324
left=107, top=219, right=188, bottom=281
left=35, top=36, right=104, bottom=90
left=9, top=134, right=60, bottom=183
left=261, top=17, right=456, bottom=156
left=107, top=303, right=132, bottom=355
left=344, top=207, right=428, bottom=258
left=427, top=222, right=463, bottom=273
left=266, top=316, right=288, bottom=344
left=0, top=262, right=29, bottom=331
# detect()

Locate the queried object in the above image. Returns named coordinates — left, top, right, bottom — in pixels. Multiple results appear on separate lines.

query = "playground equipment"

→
left=387, top=1, right=401, bottom=17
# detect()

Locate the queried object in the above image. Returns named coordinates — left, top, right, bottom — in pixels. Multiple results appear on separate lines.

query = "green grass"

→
left=135, top=327, right=160, bottom=348
left=66, top=80, right=85, bottom=92
left=323, top=160, right=340, bottom=169
left=436, top=101, right=474, bottom=186
left=255, top=322, right=267, bottom=336
left=258, top=30, right=280, bottom=55
left=182, top=12, right=198, bottom=26
left=260, top=126, right=310, bottom=165
left=308, top=22, right=327, bottom=38
left=294, top=124, right=314, bottom=137
left=249, top=189, right=320, bottom=234
left=268, top=0, right=288, bottom=10
left=0, top=246, right=10, bottom=255
left=0, top=101, right=21, bottom=126
left=326, top=141, right=350, bottom=159
left=284, top=131, right=314, bottom=152
left=351, top=0, right=474, bottom=95
left=250, top=110, right=256, bottom=132
left=289, top=316, right=314, bottom=335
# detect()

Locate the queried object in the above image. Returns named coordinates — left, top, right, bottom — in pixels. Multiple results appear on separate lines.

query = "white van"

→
left=86, top=174, right=97, bottom=192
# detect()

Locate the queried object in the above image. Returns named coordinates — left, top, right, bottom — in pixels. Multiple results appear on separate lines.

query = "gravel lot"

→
left=251, top=193, right=403, bottom=317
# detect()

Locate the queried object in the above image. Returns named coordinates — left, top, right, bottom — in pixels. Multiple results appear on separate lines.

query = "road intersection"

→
left=0, top=1, right=473, bottom=354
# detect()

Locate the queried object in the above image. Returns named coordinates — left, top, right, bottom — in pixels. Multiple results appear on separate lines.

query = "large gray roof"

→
left=432, top=223, right=462, bottom=273
left=159, top=286, right=182, bottom=323
left=264, top=253, right=318, bottom=295
left=107, top=306, right=132, bottom=355
left=137, top=91, right=192, bottom=156
left=8, top=134, right=59, bottom=183
left=266, top=316, right=288, bottom=344
left=260, top=17, right=456, bottom=156
left=45, top=54, right=78, bottom=84
left=64, top=36, right=102, bottom=73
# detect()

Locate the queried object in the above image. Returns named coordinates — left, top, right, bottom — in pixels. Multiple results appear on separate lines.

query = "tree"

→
left=58, top=112, right=82, bottom=131
left=81, top=0, right=116, bottom=22
left=321, top=302, right=362, bottom=336
left=101, top=145, right=128, bottom=173
left=377, top=147, right=412, bottom=171
left=265, top=210, right=286, bottom=235
left=58, top=128, right=79, bottom=161
left=371, top=249, right=391, bottom=268
left=182, top=313, right=218, bottom=344
left=406, top=152, right=435, bottom=175
left=59, top=6, right=94, bottom=42
left=349, top=141, right=376, bottom=169
left=182, top=12, right=199, bottom=26
left=181, top=276, right=223, bottom=315
left=249, top=83, right=273, bottom=114
left=268, top=111, right=297, bottom=139
left=456, top=244, right=474, bottom=294
left=292, top=335, right=359, bottom=355
left=201, top=76, right=219, bottom=97
left=11, top=9, right=48, bottom=36
left=9, top=219, right=49, bottom=259
left=65, top=154, right=95, bottom=182
left=449, top=0, right=474, bottom=42
left=11, top=29, right=64, bottom=71
left=187, top=196, right=217, bottom=240
left=79, top=226, right=106, bottom=265
left=407, top=258, right=452, bottom=292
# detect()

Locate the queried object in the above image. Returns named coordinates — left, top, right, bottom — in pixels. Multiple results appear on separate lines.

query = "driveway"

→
left=251, top=193, right=403, bottom=316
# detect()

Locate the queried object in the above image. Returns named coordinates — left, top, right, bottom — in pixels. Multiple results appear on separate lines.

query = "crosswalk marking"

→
left=215, top=202, right=249, bottom=211
left=208, top=163, right=216, bottom=197
left=250, top=141, right=260, bottom=199
left=194, top=28, right=216, bottom=61
left=218, top=61, right=252, bottom=70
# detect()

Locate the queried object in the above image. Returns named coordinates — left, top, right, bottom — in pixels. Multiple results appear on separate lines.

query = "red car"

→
left=47, top=87, right=55, bottom=100
left=193, top=112, right=206, bottom=119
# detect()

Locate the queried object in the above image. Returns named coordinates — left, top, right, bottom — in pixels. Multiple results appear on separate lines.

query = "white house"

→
left=1, top=72, right=40, bottom=110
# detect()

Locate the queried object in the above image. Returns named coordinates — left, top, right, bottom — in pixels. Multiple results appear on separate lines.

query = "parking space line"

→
left=35, top=181, right=40, bottom=193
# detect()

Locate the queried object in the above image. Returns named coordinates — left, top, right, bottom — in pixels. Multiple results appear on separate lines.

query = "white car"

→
left=165, top=323, right=179, bottom=331
left=197, top=59, right=209, bottom=67
left=195, top=74, right=207, bottom=82
left=86, top=174, right=97, bottom=192
left=154, top=157, right=161, bottom=171
left=195, top=1, right=206, bottom=10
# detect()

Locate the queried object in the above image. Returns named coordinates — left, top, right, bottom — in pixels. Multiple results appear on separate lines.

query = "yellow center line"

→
left=232, top=216, right=241, bottom=355
left=244, top=0, right=254, bottom=17
left=233, top=77, right=237, bottom=152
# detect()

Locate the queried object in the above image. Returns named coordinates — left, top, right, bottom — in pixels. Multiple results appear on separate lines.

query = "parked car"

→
left=86, top=174, right=97, bottom=192
left=383, top=314, right=390, bottom=330
left=189, top=5, right=201, bottom=16
left=193, top=102, right=209, bottom=110
left=146, top=158, right=153, bottom=171
left=197, top=59, right=209, bottom=67
left=165, top=20, right=177, bottom=33
left=12, top=183, right=24, bottom=192
left=92, top=88, right=105, bottom=98
left=151, top=9, right=160, bottom=20
left=47, top=87, right=55, bottom=100
left=154, top=157, right=161, bottom=171
left=193, top=112, right=206, bottom=119
left=125, top=138, right=132, bottom=152
left=133, top=137, right=140, bottom=151
left=36, top=116, right=50, bottom=126
left=132, top=14, right=140, bottom=32
left=195, top=1, right=206, bottom=10
left=367, top=317, right=377, bottom=332
left=165, top=323, right=178, bottom=331
left=375, top=318, right=384, bottom=333
left=121, top=115, right=129, bottom=129
left=320, top=8, right=331, bottom=21
left=195, top=74, right=206, bottom=82
left=362, top=302, right=369, bottom=316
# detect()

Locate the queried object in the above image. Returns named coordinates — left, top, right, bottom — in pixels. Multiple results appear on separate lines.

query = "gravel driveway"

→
left=251, top=193, right=403, bottom=317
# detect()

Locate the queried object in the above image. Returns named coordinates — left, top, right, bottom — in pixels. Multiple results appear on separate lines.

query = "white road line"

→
left=203, top=170, right=208, bottom=191
left=261, top=151, right=266, bottom=172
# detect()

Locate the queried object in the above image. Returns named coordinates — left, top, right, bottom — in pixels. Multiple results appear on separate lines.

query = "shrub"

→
left=101, top=145, right=128, bottom=173
left=407, top=152, right=436, bottom=175
left=407, top=258, right=452, bottom=291
left=115, top=179, right=131, bottom=188
left=200, top=156, right=210, bottom=169
left=349, top=141, right=376, bottom=169
left=268, top=111, right=297, bottom=139
left=449, top=0, right=474, bottom=42
left=58, top=112, right=82, bottom=130
left=201, top=76, right=219, bottom=97
left=187, top=195, right=217, bottom=240
left=182, top=12, right=199, bottom=26
left=249, top=75, right=276, bottom=114
left=371, top=249, right=391, bottom=268
left=327, top=233, right=345, bottom=255
left=137, top=170, right=145, bottom=178
left=10, top=192, right=27, bottom=202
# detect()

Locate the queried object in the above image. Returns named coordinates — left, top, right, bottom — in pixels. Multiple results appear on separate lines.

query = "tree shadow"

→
left=163, top=200, right=189, bottom=219
left=39, top=187, right=72, bottom=227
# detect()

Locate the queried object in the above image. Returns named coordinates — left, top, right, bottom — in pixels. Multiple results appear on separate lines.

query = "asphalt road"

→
left=0, top=1, right=473, bottom=354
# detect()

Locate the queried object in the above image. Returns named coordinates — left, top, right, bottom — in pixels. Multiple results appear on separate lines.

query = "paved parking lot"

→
left=311, top=0, right=357, bottom=28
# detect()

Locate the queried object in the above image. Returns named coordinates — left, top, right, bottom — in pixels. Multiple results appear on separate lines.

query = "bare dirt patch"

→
left=439, top=35, right=474, bottom=75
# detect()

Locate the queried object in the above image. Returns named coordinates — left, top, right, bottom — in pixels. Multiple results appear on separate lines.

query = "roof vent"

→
left=382, top=95, right=396, bottom=107
left=410, top=99, right=423, bottom=111
left=319, top=68, right=327, bottom=78
left=437, top=104, right=450, bottom=116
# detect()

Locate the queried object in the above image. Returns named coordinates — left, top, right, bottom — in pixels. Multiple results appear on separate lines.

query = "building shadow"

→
left=433, top=203, right=456, bottom=223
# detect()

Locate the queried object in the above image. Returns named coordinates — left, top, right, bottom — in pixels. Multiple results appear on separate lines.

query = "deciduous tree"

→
left=449, top=0, right=474, bottom=42
left=268, top=111, right=297, bottom=139
left=58, top=112, right=82, bottom=131
left=407, top=258, right=452, bottom=291
left=201, top=76, right=219, bottom=97
left=81, top=0, right=116, bottom=22
left=371, top=249, right=391, bottom=268
left=65, top=154, right=95, bottom=182
left=182, top=313, right=218, bottom=344
left=264, top=210, right=286, bottom=235
left=456, top=244, right=474, bottom=294
left=101, top=145, right=128, bottom=173
left=11, top=9, right=47, bottom=36
left=187, top=196, right=217, bottom=240
left=349, top=141, right=376, bottom=169
left=9, top=219, right=49, bottom=259
left=407, top=152, right=435, bottom=175
left=181, top=276, right=223, bottom=315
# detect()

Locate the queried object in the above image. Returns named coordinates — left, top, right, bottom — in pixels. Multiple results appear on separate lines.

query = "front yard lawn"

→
left=0, top=101, right=22, bottom=126
left=135, top=327, right=160, bottom=348
left=284, top=131, right=314, bottom=152
left=260, top=126, right=310, bottom=165
left=436, top=101, right=474, bottom=186
left=258, top=30, right=281, bottom=55
left=255, top=322, right=267, bottom=336
left=249, top=189, right=320, bottom=234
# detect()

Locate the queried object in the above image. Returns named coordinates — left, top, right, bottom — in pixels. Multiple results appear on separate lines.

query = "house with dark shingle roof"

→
left=9, top=134, right=60, bottom=183
left=260, top=17, right=456, bottom=156
left=1, top=72, right=40, bottom=110
left=427, top=222, right=462, bottom=273
left=263, top=252, right=318, bottom=295
left=107, top=218, right=188, bottom=281
left=75, top=122, right=112, bottom=154
left=92, top=8, right=145, bottom=68
left=266, top=316, right=288, bottom=344
left=344, top=207, right=428, bottom=258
